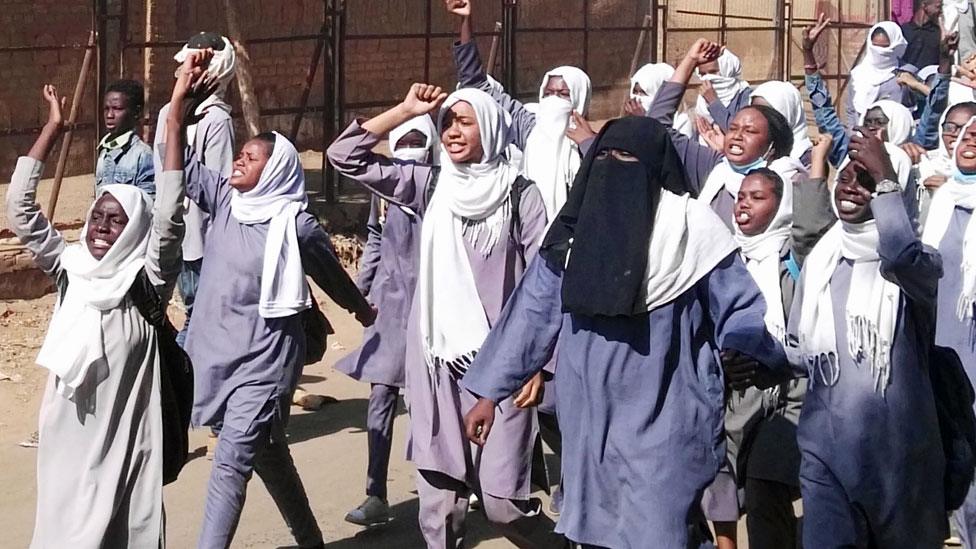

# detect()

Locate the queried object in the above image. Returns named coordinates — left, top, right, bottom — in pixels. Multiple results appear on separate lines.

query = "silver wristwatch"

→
left=872, top=179, right=900, bottom=197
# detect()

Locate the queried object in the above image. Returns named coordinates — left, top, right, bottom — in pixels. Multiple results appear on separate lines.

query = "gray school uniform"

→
left=327, top=121, right=562, bottom=548
left=180, top=151, right=371, bottom=548
left=933, top=206, right=976, bottom=547
left=844, top=78, right=911, bottom=130
left=462, top=248, right=787, bottom=548
left=8, top=158, right=185, bottom=548
left=788, top=194, right=947, bottom=548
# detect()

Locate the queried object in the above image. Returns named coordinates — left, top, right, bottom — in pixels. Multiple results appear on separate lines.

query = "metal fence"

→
left=0, top=0, right=888, bottom=204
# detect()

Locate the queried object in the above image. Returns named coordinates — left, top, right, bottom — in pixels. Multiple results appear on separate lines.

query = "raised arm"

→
left=449, top=0, right=537, bottom=150
left=6, top=86, right=68, bottom=277
left=912, top=32, right=957, bottom=149
left=649, top=82, right=722, bottom=195
left=850, top=129, right=943, bottom=306
left=802, top=14, right=849, bottom=167
left=329, top=83, right=444, bottom=210
left=791, top=135, right=837, bottom=263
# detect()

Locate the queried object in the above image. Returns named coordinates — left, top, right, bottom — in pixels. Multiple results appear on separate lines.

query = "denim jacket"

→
left=95, top=131, right=156, bottom=197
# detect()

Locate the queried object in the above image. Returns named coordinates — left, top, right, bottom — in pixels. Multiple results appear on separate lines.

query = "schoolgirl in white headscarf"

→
left=751, top=80, right=813, bottom=164
left=695, top=49, right=751, bottom=123
left=631, top=62, right=695, bottom=138
left=522, top=66, right=591, bottom=220
left=849, top=22, right=908, bottom=122
left=420, top=88, right=520, bottom=372
left=860, top=99, right=915, bottom=145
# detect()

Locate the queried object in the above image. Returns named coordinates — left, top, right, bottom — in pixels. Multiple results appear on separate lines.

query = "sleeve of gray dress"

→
left=200, top=114, right=236, bottom=178
left=357, top=196, right=384, bottom=296
left=144, top=170, right=186, bottom=303
left=707, top=87, right=750, bottom=132
left=298, top=215, right=373, bottom=318
left=453, top=40, right=536, bottom=150
left=517, top=184, right=549, bottom=262
left=648, top=82, right=723, bottom=195
left=701, top=253, right=793, bottom=385
left=461, top=256, right=565, bottom=403
left=4, top=157, right=65, bottom=278
left=790, top=175, right=837, bottom=265
left=873, top=192, right=943, bottom=308
left=182, top=148, right=223, bottom=214
left=326, top=120, right=433, bottom=213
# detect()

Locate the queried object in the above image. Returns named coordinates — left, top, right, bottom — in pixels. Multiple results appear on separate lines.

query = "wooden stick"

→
left=486, top=21, right=503, bottom=76
left=629, top=15, right=654, bottom=78
left=47, top=31, right=95, bottom=220
left=291, top=22, right=327, bottom=142
left=223, top=0, right=261, bottom=138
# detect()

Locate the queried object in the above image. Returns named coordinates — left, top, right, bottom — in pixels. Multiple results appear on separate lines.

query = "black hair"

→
left=871, top=27, right=890, bottom=41
left=746, top=167, right=785, bottom=202
left=253, top=131, right=276, bottom=156
left=105, top=79, right=145, bottom=112
left=186, top=31, right=226, bottom=50
left=947, top=102, right=976, bottom=122
left=743, top=104, right=794, bottom=160
left=915, top=0, right=939, bottom=10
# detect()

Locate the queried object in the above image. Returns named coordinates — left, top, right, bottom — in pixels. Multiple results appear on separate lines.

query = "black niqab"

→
left=540, top=116, right=692, bottom=317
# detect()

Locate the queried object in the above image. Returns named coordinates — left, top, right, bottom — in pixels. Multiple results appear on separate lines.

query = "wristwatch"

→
left=872, top=179, right=900, bottom=197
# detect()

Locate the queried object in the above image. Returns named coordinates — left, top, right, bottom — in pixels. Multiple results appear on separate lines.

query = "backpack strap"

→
left=424, top=166, right=442, bottom=209
left=127, top=270, right=167, bottom=328
left=509, top=176, right=533, bottom=266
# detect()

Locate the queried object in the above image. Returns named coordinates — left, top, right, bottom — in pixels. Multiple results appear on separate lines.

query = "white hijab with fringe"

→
left=923, top=115, right=976, bottom=322
left=36, top=185, right=153, bottom=399
left=230, top=131, right=311, bottom=318
left=420, top=88, right=518, bottom=376
left=522, top=66, right=591, bottom=220
left=794, top=146, right=911, bottom=395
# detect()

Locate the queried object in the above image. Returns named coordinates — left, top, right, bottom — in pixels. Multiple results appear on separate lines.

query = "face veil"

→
left=541, top=116, right=693, bottom=317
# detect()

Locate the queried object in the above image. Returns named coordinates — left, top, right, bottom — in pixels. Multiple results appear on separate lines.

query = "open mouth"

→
left=736, top=211, right=751, bottom=224
left=838, top=199, right=860, bottom=213
left=232, top=168, right=244, bottom=177
left=728, top=144, right=744, bottom=155
left=962, top=150, right=976, bottom=160
left=446, top=143, right=465, bottom=154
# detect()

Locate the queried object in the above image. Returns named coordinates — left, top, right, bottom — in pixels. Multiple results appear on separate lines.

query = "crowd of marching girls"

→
left=14, top=0, right=976, bottom=547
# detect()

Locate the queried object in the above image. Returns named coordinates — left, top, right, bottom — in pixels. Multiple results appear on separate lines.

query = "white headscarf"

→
left=695, top=49, right=751, bottom=122
left=794, top=152, right=909, bottom=396
left=850, top=22, right=908, bottom=118
left=631, top=62, right=694, bottom=137
left=420, top=88, right=518, bottom=377
left=860, top=99, right=914, bottom=145
left=521, top=67, right=591, bottom=221
left=630, top=63, right=676, bottom=112
left=36, top=185, right=153, bottom=399
left=230, top=131, right=311, bottom=319
left=751, top=81, right=813, bottom=161
left=923, top=116, right=976, bottom=322
left=734, top=172, right=793, bottom=341
left=389, top=114, right=437, bottom=163
left=175, top=35, right=237, bottom=144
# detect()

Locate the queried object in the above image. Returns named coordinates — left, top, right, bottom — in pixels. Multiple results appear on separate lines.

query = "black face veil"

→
left=540, top=116, right=692, bottom=317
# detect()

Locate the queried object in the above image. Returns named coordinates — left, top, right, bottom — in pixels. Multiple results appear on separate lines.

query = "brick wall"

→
left=0, top=1, right=879, bottom=184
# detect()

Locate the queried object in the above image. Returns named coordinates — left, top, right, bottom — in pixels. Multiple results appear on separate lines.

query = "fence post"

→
left=502, top=0, right=518, bottom=93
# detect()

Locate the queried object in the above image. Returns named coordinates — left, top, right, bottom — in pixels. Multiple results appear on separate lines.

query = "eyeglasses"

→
left=862, top=115, right=890, bottom=130
left=943, top=121, right=964, bottom=134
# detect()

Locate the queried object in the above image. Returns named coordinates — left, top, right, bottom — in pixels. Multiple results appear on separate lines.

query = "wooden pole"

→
left=486, top=21, right=502, bottom=76
left=290, top=22, right=327, bottom=142
left=47, top=31, right=96, bottom=219
left=629, top=15, right=654, bottom=78
left=222, top=0, right=261, bottom=138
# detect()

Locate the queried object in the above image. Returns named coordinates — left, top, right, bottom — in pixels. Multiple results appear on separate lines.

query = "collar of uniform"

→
left=98, top=130, right=135, bottom=151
